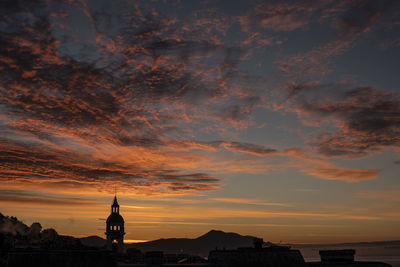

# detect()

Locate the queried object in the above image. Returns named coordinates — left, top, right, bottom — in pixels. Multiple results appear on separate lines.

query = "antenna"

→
left=114, top=185, right=116, bottom=196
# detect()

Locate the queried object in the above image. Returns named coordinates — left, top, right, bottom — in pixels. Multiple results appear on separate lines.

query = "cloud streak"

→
left=304, top=168, right=379, bottom=182
left=0, top=189, right=100, bottom=206
left=0, top=138, right=220, bottom=194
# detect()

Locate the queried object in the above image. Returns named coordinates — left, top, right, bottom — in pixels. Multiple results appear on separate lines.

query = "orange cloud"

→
left=211, top=198, right=292, bottom=207
left=304, top=168, right=379, bottom=182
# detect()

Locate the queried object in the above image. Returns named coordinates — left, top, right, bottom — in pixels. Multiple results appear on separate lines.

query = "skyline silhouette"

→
left=1, top=209, right=398, bottom=266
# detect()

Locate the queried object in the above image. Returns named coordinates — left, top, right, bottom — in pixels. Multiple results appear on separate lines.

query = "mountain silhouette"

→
left=78, top=229, right=259, bottom=254
left=79, top=235, right=107, bottom=248
left=78, top=229, right=260, bottom=256
left=125, top=230, right=260, bottom=256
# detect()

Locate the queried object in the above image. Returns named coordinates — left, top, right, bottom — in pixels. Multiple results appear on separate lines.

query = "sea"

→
left=303, top=256, right=400, bottom=267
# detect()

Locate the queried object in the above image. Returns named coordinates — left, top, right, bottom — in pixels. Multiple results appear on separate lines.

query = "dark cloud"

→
left=272, top=1, right=399, bottom=157
left=276, top=0, right=396, bottom=79
left=0, top=0, right=255, bottom=133
left=293, top=85, right=400, bottom=157
left=171, top=140, right=278, bottom=157
left=221, top=141, right=277, bottom=156
left=113, top=136, right=163, bottom=147
left=332, top=0, right=394, bottom=39
left=0, top=0, right=266, bottom=193
left=240, top=0, right=330, bottom=33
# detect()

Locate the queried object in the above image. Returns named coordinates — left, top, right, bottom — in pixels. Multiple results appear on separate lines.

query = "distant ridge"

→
left=127, top=229, right=259, bottom=256
left=79, top=235, right=107, bottom=248
left=78, top=229, right=257, bottom=256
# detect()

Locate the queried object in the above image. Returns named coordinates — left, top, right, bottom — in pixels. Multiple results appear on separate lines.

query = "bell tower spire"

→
left=111, top=195, right=119, bottom=214
left=105, top=194, right=125, bottom=253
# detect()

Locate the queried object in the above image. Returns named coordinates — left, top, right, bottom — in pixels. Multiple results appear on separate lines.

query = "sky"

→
left=0, top=0, right=400, bottom=244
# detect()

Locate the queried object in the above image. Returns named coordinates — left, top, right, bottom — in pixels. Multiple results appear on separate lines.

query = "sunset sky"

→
left=1, top=0, right=400, bottom=244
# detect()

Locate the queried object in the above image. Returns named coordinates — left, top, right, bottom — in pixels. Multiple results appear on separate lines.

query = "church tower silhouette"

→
left=105, top=195, right=125, bottom=253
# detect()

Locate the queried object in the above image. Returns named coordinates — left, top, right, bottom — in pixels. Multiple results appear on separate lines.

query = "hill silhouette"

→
left=78, top=230, right=261, bottom=256
left=127, top=230, right=259, bottom=256
left=0, top=212, right=91, bottom=250
left=79, top=235, right=107, bottom=248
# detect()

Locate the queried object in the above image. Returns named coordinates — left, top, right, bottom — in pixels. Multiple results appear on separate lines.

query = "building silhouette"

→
left=105, top=195, right=125, bottom=253
left=307, top=249, right=392, bottom=267
left=208, top=238, right=307, bottom=267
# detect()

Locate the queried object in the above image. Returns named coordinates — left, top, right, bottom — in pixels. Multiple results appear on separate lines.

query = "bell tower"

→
left=105, top=195, right=125, bottom=253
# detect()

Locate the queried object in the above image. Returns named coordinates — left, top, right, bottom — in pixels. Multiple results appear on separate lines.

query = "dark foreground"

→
left=2, top=248, right=394, bottom=267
